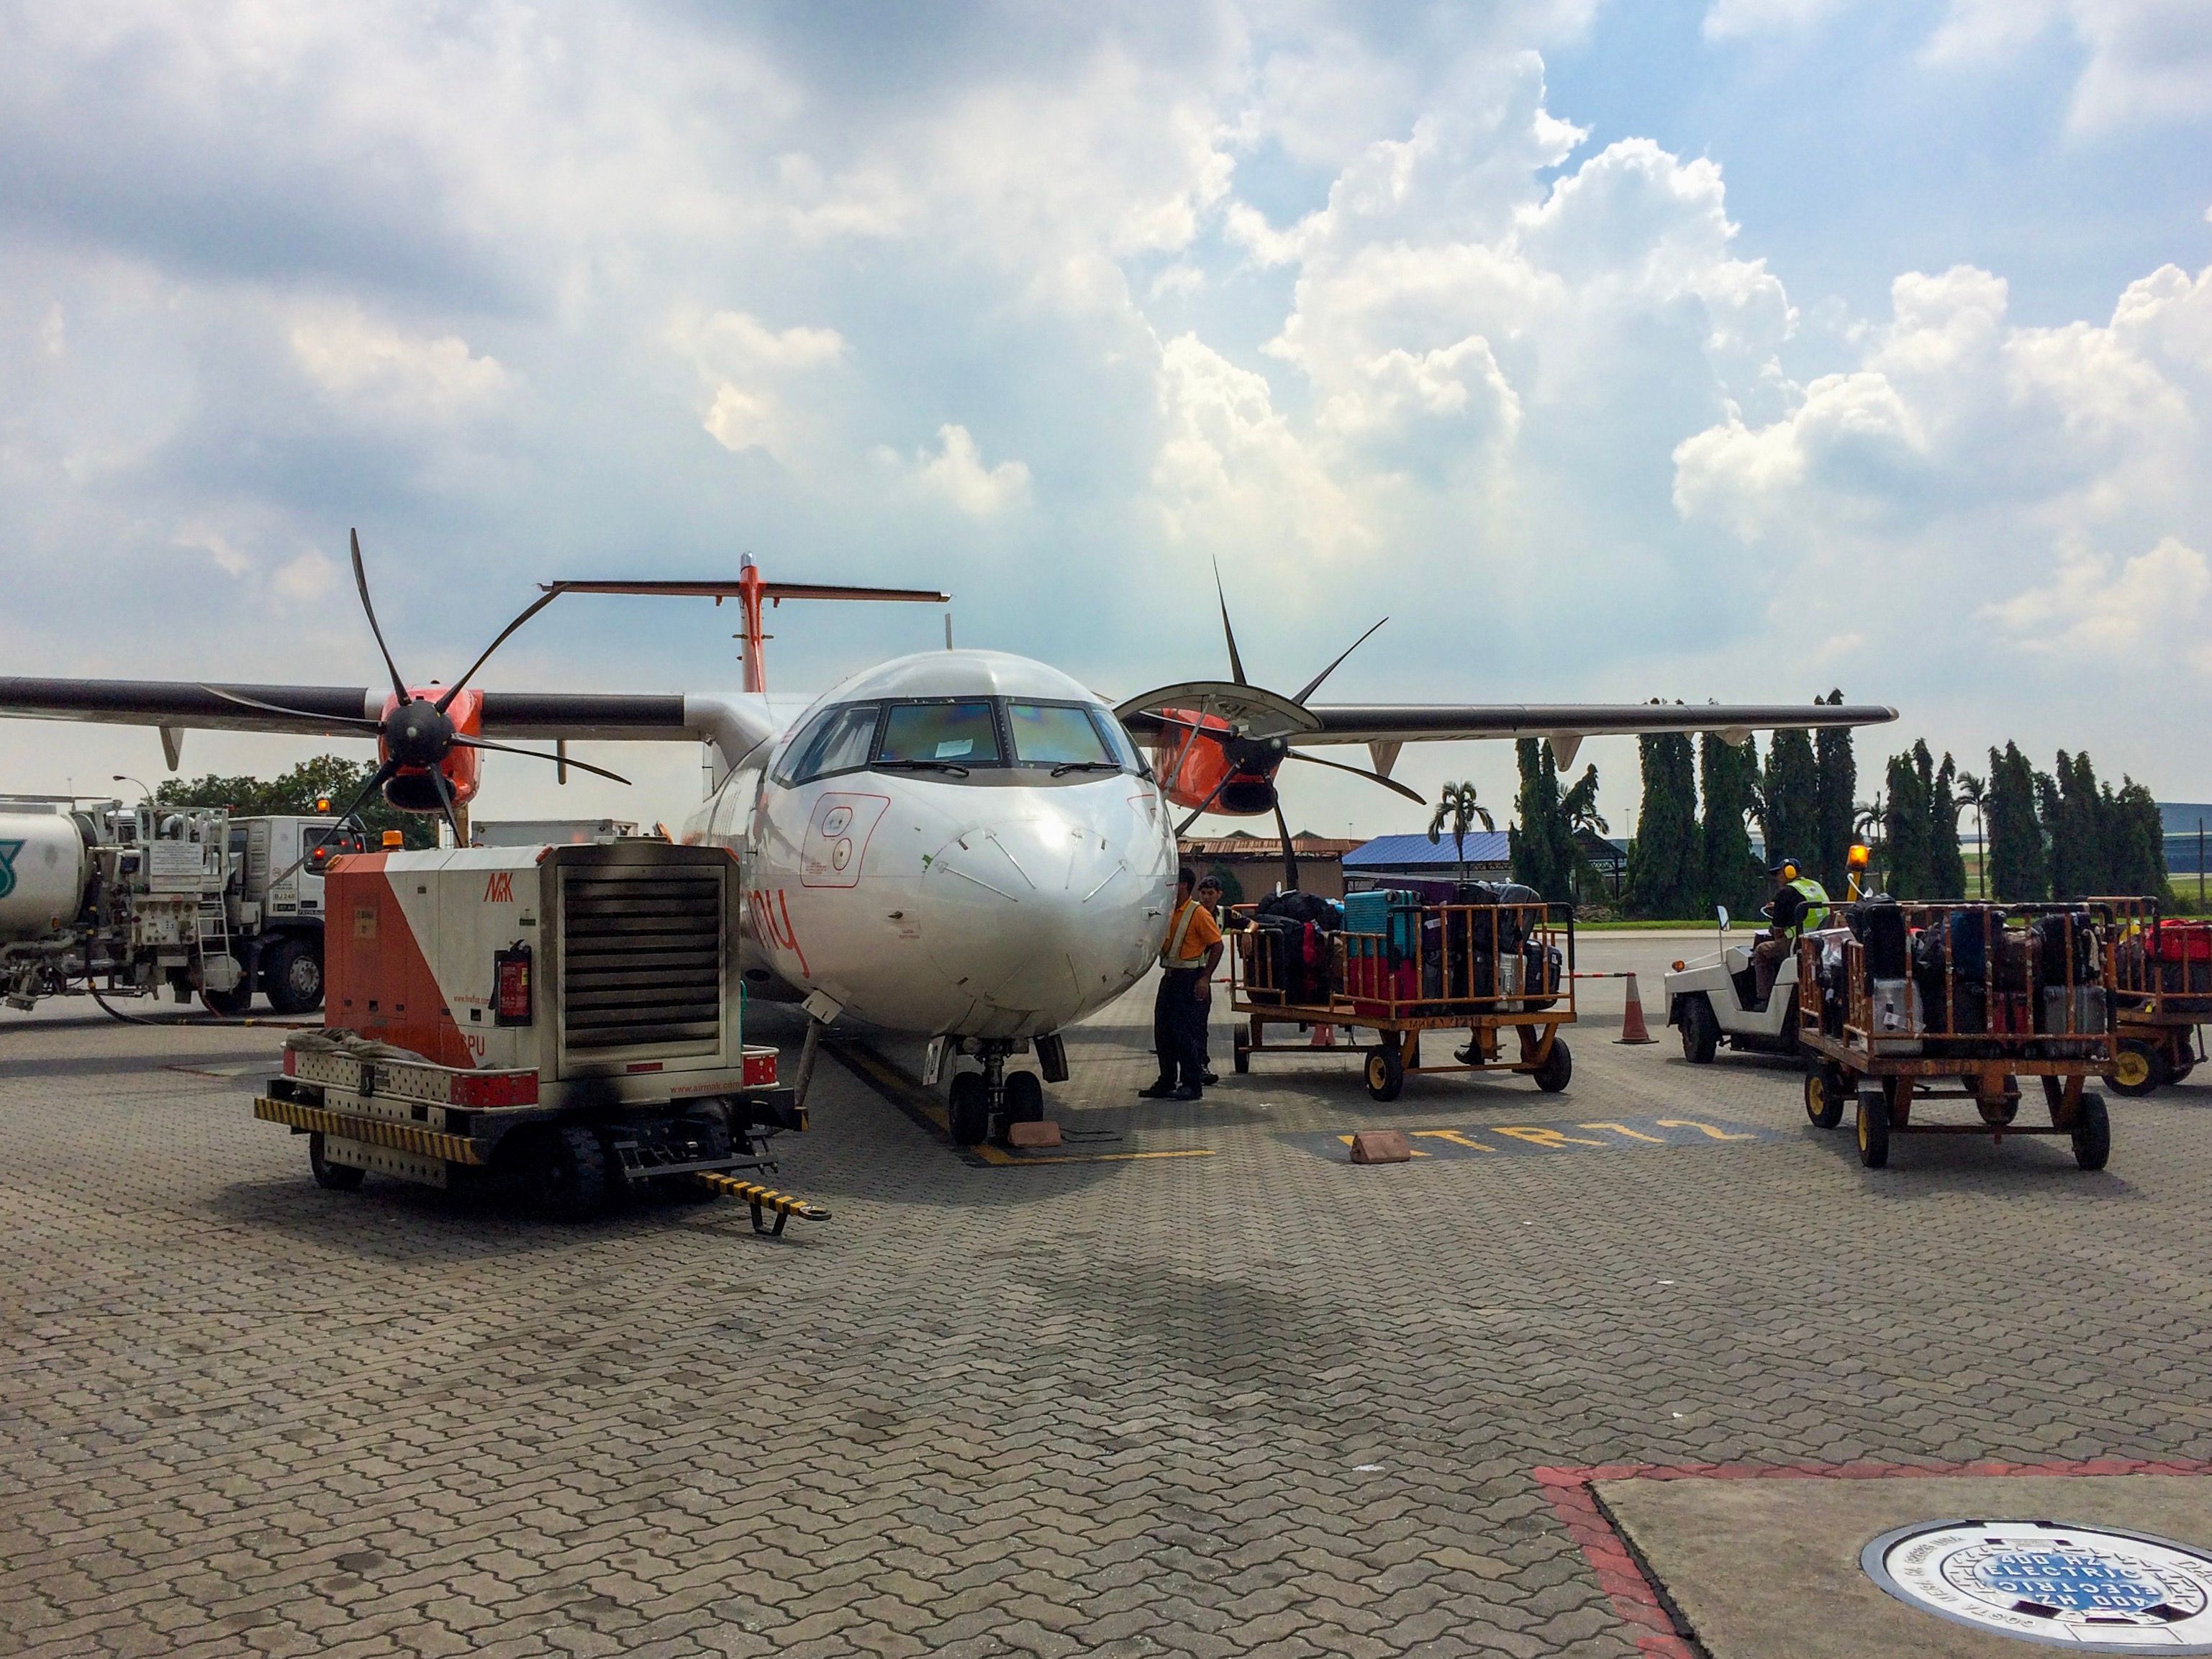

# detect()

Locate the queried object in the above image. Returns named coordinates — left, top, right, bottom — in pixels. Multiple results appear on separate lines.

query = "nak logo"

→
left=0, top=840, right=19, bottom=901
left=484, top=872, right=515, bottom=904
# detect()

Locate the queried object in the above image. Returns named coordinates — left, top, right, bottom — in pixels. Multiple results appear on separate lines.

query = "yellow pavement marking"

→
left=1578, top=1121, right=1671, bottom=1143
left=1655, top=1118, right=1759, bottom=1141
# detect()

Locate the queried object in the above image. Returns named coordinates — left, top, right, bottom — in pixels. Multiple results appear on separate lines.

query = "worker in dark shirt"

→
left=1752, top=856, right=1831, bottom=1005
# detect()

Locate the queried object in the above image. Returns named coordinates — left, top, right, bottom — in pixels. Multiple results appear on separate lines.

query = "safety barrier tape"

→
left=253, top=1096, right=485, bottom=1165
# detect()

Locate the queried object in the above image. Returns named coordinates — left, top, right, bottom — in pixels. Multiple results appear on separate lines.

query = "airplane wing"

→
left=0, top=678, right=699, bottom=742
left=1291, top=701, right=1897, bottom=745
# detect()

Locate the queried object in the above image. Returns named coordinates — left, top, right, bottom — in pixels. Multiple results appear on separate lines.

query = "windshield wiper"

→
left=876, top=759, right=971, bottom=776
left=1049, top=760, right=1120, bottom=776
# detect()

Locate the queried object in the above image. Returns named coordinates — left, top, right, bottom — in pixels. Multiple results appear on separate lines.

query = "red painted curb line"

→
left=1532, top=1458, right=2212, bottom=1658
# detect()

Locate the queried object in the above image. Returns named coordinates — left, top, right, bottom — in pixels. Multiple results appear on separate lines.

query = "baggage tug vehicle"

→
left=255, top=838, right=817, bottom=1224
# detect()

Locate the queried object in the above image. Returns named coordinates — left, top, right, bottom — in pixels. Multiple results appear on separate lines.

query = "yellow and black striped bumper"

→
left=691, top=1171, right=831, bottom=1222
left=254, top=1096, right=485, bottom=1165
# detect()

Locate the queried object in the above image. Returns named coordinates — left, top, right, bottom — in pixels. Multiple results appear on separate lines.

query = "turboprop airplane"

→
left=0, top=534, right=1895, bottom=1144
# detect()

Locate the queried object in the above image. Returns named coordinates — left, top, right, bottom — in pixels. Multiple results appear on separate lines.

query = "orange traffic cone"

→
left=1617, top=973, right=1657, bottom=1045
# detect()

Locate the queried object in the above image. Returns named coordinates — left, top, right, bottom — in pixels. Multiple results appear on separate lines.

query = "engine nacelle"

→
left=378, top=687, right=484, bottom=813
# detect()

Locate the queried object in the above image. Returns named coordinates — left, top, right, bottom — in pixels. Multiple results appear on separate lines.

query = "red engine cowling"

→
left=1151, top=709, right=1284, bottom=819
left=379, top=686, right=484, bottom=812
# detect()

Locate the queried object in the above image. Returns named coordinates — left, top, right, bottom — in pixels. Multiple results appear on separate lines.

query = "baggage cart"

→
left=1228, top=896, right=1577, bottom=1101
left=1794, top=902, right=2115, bottom=1170
left=2096, top=896, right=2208, bottom=1096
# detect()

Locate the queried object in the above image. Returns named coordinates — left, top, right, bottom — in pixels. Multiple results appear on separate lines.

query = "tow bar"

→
left=691, top=1171, right=834, bottom=1235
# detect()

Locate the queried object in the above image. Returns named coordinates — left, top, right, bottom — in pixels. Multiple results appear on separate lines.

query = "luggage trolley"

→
left=1228, top=894, right=1577, bottom=1101
left=2096, top=896, right=2208, bottom=1096
left=1795, top=901, right=2116, bottom=1170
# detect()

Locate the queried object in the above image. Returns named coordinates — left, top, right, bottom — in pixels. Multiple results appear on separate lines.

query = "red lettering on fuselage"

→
left=749, top=887, right=810, bottom=978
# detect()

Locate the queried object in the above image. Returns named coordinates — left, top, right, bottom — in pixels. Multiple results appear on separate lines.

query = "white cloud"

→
left=669, top=309, right=846, bottom=465
left=1985, top=537, right=2212, bottom=669
left=1703, top=0, right=1845, bottom=42
left=289, top=308, right=508, bottom=417
left=1923, top=0, right=2212, bottom=129
left=894, top=424, right=1032, bottom=517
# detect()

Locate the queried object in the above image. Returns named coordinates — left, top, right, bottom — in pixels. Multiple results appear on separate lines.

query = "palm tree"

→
left=1954, top=771, right=1987, bottom=897
left=1428, top=781, right=1495, bottom=881
left=1559, top=766, right=1610, bottom=904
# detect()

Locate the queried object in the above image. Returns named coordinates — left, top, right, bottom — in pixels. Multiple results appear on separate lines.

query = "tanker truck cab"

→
left=1662, top=906, right=1804, bottom=1063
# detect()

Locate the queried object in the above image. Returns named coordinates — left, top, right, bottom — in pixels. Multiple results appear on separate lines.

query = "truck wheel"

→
left=2071, top=1092, right=2111, bottom=1171
left=948, top=1073, right=989, bottom=1145
left=1855, top=1092, right=1891, bottom=1168
left=201, top=981, right=253, bottom=1017
left=2109, top=1037, right=2165, bottom=1096
left=1804, top=1064, right=1846, bottom=1129
left=527, top=1126, right=609, bottom=1221
left=309, top=1132, right=365, bottom=1191
left=1002, top=1071, right=1045, bottom=1124
left=263, top=937, right=325, bottom=1015
left=1531, top=1035, right=1572, bottom=1094
left=1364, top=1043, right=1405, bottom=1102
left=1680, top=994, right=1719, bottom=1064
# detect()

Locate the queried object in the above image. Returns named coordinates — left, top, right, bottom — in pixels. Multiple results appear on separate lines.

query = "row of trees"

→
left=1593, top=699, right=2167, bottom=915
left=1975, top=744, right=2164, bottom=902
left=1623, top=693, right=1862, bottom=919
left=152, top=755, right=437, bottom=847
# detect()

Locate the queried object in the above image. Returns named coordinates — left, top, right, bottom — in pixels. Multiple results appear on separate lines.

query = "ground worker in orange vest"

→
left=1141, top=866, right=1223, bottom=1101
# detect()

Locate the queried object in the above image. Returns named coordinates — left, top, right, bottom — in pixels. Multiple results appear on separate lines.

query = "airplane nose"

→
left=917, top=814, right=1161, bottom=1019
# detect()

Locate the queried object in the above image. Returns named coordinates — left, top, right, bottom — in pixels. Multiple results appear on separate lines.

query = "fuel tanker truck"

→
left=0, top=796, right=358, bottom=1016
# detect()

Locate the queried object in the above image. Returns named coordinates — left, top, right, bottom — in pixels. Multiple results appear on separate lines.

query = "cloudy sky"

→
left=3, top=0, right=2208, bottom=838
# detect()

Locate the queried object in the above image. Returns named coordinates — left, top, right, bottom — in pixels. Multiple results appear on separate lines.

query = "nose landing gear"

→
left=946, top=1040, right=1049, bottom=1146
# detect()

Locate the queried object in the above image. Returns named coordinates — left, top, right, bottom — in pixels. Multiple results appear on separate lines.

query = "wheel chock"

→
left=1349, top=1130, right=1413, bottom=1164
left=1007, top=1119, right=1062, bottom=1149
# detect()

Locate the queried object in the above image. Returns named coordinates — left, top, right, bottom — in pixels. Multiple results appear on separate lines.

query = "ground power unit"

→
left=256, top=840, right=803, bottom=1220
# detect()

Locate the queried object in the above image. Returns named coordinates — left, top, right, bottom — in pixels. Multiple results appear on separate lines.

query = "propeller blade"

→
left=1273, top=799, right=1300, bottom=892
left=1174, top=770, right=1240, bottom=837
left=198, top=685, right=380, bottom=730
left=350, top=529, right=412, bottom=703
left=1212, top=561, right=1248, bottom=687
left=1289, top=616, right=1388, bottom=705
left=455, top=735, right=630, bottom=786
left=426, top=762, right=467, bottom=848
left=268, top=761, right=395, bottom=886
left=1284, top=747, right=1424, bottom=804
left=436, top=588, right=565, bottom=712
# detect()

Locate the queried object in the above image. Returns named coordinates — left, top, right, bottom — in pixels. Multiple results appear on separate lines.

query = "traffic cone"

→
left=1617, top=973, right=1657, bottom=1045
left=1310, top=1022, right=1337, bottom=1047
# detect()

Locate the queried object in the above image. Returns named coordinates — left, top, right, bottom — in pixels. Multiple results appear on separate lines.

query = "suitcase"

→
left=1341, top=891, right=1392, bottom=939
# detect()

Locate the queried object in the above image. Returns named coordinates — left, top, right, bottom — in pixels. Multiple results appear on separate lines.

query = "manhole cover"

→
left=1863, top=1519, right=2212, bottom=1650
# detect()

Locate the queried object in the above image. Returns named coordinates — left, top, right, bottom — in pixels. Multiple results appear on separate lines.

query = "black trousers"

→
left=1153, top=968, right=1209, bottom=1089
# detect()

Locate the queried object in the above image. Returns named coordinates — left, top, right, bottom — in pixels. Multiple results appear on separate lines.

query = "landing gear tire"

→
left=1531, top=1036, right=1572, bottom=1094
left=1002, top=1071, right=1045, bottom=1124
left=2071, top=1092, right=2111, bottom=1171
left=1680, top=994, right=1718, bottom=1065
left=1804, top=1063, right=1847, bottom=1129
left=2110, top=1037, right=2166, bottom=1096
left=527, top=1125, right=609, bottom=1221
left=1233, top=1027, right=1251, bottom=1074
left=948, top=1072, right=989, bottom=1145
left=263, top=937, right=325, bottom=1015
left=1855, top=1092, right=1891, bottom=1169
left=1364, top=1043, right=1405, bottom=1103
left=309, top=1132, right=365, bottom=1191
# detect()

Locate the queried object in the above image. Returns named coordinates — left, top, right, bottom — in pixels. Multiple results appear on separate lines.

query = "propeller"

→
left=1120, top=563, right=1411, bottom=832
left=222, top=527, right=631, bottom=879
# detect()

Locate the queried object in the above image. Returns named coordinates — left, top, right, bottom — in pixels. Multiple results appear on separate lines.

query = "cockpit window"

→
left=879, top=701, right=1002, bottom=767
left=782, top=701, right=881, bottom=784
left=1090, top=709, right=1148, bottom=776
left=1007, top=702, right=1113, bottom=767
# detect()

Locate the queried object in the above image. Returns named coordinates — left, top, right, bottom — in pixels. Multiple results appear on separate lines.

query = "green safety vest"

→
left=1787, top=877, right=1830, bottom=937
